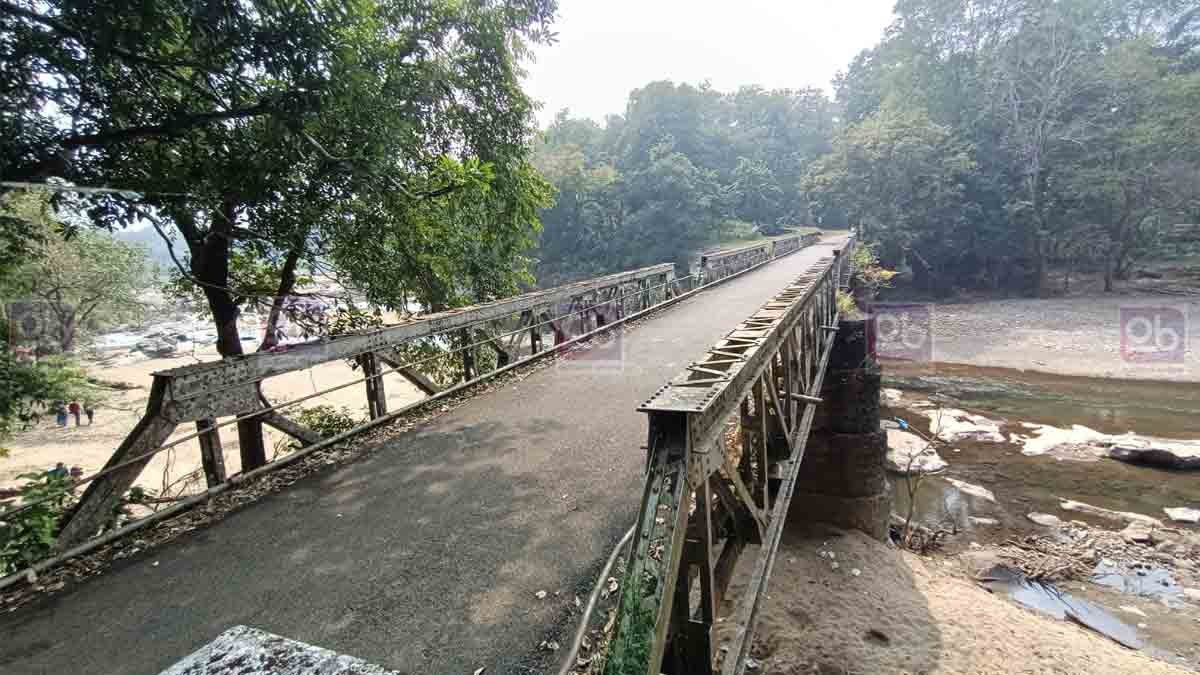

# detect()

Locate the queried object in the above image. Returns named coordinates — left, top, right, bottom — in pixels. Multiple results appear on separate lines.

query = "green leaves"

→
left=534, top=84, right=839, bottom=282
left=820, top=0, right=1200, bottom=294
left=2, top=0, right=558, bottom=347
left=0, top=471, right=76, bottom=575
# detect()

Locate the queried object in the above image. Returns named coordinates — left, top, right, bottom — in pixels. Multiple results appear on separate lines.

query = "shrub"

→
left=0, top=471, right=75, bottom=576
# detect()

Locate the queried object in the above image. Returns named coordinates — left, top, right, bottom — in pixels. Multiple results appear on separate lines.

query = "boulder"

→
left=885, top=429, right=948, bottom=475
left=933, top=408, right=1006, bottom=443
left=1106, top=438, right=1200, bottom=470
left=135, top=338, right=177, bottom=357
left=1028, top=512, right=1063, bottom=528
left=1058, top=499, right=1161, bottom=526
left=1121, top=521, right=1159, bottom=545
left=944, top=477, right=996, bottom=502
left=1163, top=507, right=1200, bottom=524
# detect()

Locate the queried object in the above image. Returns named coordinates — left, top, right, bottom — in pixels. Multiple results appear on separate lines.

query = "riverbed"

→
left=882, top=360, right=1200, bottom=669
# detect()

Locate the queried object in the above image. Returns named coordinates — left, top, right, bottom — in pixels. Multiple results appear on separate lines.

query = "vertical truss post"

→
left=237, top=415, right=267, bottom=471
left=529, top=311, right=543, bottom=354
left=197, top=418, right=227, bottom=487
left=358, top=351, right=387, bottom=419
left=679, top=473, right=717, bottom=675
left=458, top=329, right=476, bottom=381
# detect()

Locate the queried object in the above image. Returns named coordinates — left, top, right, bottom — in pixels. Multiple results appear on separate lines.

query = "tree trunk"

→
left=184, top=201, right=268, bottom=470
left=59, top=307, right=77, bottom=352
left=189, top=202, right=245, bottom=359
left=258, top=241, right=304, bottom=352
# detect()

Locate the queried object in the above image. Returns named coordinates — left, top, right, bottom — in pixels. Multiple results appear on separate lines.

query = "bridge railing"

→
left=51, top=261, right=679, bottom=547
left=0, top=235, right=830, bottom=590
left=697, top=232, right=821, bottom=286
left=605, top=235, right=854, bottom=675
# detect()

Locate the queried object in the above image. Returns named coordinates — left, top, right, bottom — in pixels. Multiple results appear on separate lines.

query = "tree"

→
left=0, top=0, right=557, bottom=357
left=532, top=83, right=839, bottom=282
left=805, top=105, right=976, bottom=291
left=4, top=196, right=152, bottom=351
left=0, top=195, right=101, bottom=451
left=823, top=0, right=1200, bottom=295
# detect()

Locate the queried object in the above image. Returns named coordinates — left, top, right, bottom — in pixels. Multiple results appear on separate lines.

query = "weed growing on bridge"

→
left=0, top=472, right=73, bottom=576
left=273, top=405, right=360, bottom=457
left=602, top=568, right=657, bottom=675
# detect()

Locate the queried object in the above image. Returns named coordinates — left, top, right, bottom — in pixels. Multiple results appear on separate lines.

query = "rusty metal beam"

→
left=378, top=354, right=441, bottom=396
left=153, top=263, right=676, bottom=422
left=605, top=235, right=853, bottom=675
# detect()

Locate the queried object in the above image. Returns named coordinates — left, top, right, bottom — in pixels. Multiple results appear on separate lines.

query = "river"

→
left=884, top=361, right=1200, bottom=534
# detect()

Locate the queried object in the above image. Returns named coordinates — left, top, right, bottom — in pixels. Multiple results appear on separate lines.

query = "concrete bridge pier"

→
left=789, top=320, right=891, bottom=541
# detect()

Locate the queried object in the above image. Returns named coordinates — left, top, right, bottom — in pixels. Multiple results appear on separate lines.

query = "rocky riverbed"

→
left=880, top=365, right=1200, bottom=670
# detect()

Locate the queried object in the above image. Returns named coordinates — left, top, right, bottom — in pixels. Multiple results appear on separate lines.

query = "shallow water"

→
left=883, top=362, right=1200, bottom=534
left=1093, top=560, right=1185, bottom=606
left=885, top=362, right=1200, bottom=439
left=979, top=564, right=1137, bottom=648
left=983, top=565, right=1143, bottom=649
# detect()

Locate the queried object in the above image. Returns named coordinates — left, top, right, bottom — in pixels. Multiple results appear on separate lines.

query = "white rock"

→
left=534, top=590, right=548, bottom=600
left=930, top=409, right=1005, bottom=443
left=969, top=517, right=999, bottom=527
left=1164, top=507, right=1200, bottom=524
left=944, top=478, right=996, bottom=502
left=1060, top=499, right=1161, bottom=526
left=1182, top=588, right=1200, bottom=603
left=1028, top=512, right=1063, bottom=528
left=1120, top=521, right=1158, bottom=545
left=886, top=429, right=948, bottom=475
left=1120, top=605, right=1148, bottom=618
left=1014, top=423, right=1109, bottom=457
left=851, top=568, right=861, bottom=577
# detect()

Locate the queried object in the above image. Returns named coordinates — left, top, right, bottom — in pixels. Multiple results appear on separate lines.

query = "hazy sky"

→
left=523, top=0, right=897, bottom=127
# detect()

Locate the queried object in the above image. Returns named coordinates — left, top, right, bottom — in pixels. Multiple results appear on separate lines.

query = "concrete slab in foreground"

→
left=160, top=626, right=396, bottom=675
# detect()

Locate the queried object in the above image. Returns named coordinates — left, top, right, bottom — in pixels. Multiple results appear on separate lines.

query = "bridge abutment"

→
left=790, top=320, right=891, bottom=541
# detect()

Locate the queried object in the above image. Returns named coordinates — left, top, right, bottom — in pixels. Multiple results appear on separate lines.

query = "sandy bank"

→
left=1, top=345, right=424, bottom=494
left=715, top=525, right=1194, bottom=674
left=912, top=293, right=1200, bottom=381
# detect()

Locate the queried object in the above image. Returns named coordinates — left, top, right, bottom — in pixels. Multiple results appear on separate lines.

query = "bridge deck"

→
left=0, top=240, right=844, bottom=675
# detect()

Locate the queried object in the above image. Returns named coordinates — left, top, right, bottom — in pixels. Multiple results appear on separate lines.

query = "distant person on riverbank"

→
left=84, top=402, right=95, bottom=425
left=68, top=400, right=82, bottom=426
left=55, top=404, right=68, bottom=428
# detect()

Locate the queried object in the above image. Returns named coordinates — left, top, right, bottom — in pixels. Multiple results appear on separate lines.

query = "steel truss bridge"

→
left=0, top=232, right=853, bottom=675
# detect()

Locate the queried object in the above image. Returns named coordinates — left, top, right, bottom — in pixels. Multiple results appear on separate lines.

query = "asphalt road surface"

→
left=0, top=239, right=843, bottom=675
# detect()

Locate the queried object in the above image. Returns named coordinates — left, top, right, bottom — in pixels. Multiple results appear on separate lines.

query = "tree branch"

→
left=60, top=103, right=278, bottom=149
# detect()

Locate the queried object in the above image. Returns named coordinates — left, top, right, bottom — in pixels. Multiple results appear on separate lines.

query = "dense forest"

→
left=531, top=84, right=838, bottom=283
left=533, top=0, right=1200, bottom=295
